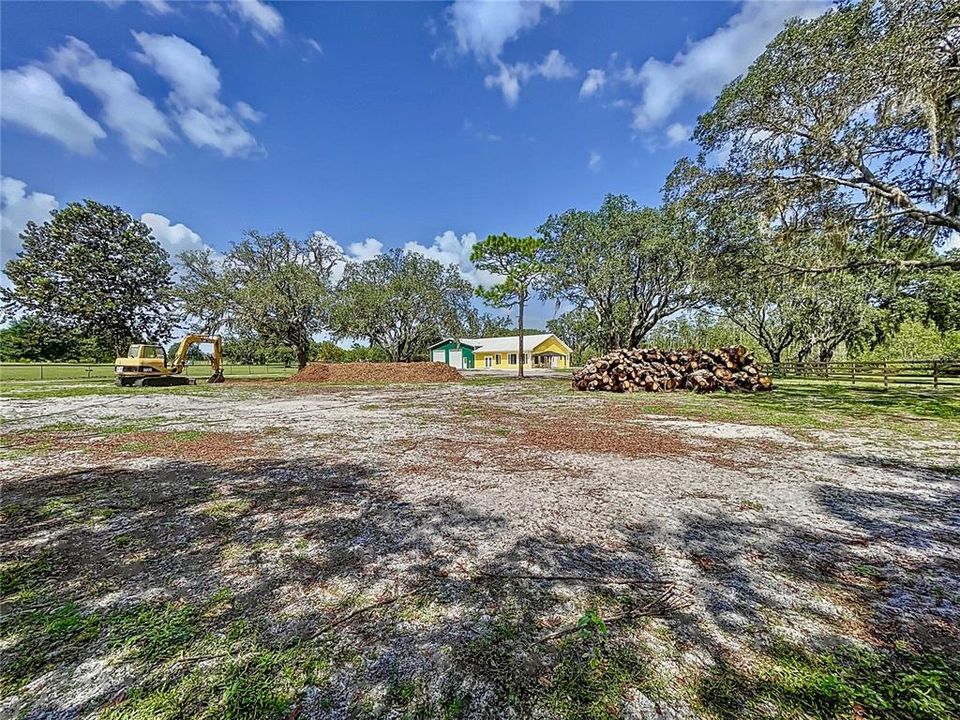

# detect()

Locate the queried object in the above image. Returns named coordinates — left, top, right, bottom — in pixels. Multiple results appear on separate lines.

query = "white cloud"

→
left=945, top=231, right=960, bottom=252
left=630, top=0, right=828, bottom=130
left=484, top=49, right=576, bottom=106
left=404, top=230, right=501, bottom=288
left=579, top=68, right=605, bottom=98
left=312, top=231, right=385, bottom=284
left=133, top=32, right=261, bottom=157
left=0, top=66, right=106, bottom=154
left=305, top=38, right=323, bottom=55
left=347, top=238, right=383, bottom=262
left=665, top=122, right=690, bottom=145
left=447, top=0, right=560, bottom=61
left=140, top=212, right=207, bottom=255
left=101, top=0, right=174, bottom=14
left=444, top=1, right=573, bottom=105
left=224, top=0, right=285, bottom=40
left=1, top=177, right=58, bottom=269
left=48, top=37, right=174, bottom=159
left=233, top=101, right=264, bottom=123
left=588, top=151, right=601, bottom=172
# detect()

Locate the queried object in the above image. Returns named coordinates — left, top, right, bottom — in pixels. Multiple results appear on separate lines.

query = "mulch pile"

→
left=289, top=361, right=462, bottom=384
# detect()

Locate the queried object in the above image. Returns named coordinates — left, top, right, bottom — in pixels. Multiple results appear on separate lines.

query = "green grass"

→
left=692, top=640, right=959, bottom=720
left=0, top=363, right=295, bottom=382
left=550, top=378, right=960, bottom=435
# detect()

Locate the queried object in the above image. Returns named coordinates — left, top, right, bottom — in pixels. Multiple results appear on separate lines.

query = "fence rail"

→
left=769, top=359, right=960, bottom=388
left=0, top=363, right=296, bottom=382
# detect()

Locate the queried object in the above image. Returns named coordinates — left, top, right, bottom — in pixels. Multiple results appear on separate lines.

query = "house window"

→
left=484, top=357, right=492, bottom=368
left=508, top=353, right=517, bottom=365
left=495, top=354, right=501, bottom=365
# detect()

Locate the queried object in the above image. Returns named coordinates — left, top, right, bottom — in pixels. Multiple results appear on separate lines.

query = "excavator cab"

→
left=115, top=335, right=224, bottom=387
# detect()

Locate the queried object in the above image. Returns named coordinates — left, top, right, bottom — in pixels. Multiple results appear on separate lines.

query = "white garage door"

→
left=432, top=349, right=446, bottom=363
left=448, top=350, right=463, bottom=368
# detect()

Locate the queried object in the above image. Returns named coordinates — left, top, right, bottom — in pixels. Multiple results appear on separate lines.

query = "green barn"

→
left=428, top=339, right=477, bottom=369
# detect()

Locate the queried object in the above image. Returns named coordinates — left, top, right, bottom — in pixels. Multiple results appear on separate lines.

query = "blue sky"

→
left=1, top=0, right=827, bottom=328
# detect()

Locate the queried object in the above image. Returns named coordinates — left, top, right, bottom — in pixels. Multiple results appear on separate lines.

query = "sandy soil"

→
left=1, top=379, right=958, bottom=718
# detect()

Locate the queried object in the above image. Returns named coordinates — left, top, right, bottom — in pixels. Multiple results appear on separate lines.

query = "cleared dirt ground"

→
left=1, top=378, right=958, bottom=719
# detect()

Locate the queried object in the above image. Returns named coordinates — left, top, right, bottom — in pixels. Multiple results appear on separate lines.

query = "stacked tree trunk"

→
left=572, top=345, right=774, bottom=393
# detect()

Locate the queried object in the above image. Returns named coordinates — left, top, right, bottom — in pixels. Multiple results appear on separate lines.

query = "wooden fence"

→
left=769, top=359, right=960, bottom=389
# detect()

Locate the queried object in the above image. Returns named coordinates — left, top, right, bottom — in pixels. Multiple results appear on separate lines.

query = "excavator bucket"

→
left=208, top=370, right=225, bottom=384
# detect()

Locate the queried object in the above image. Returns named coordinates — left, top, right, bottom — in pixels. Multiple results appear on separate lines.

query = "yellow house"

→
left=429, top=333, right=571, bottom=370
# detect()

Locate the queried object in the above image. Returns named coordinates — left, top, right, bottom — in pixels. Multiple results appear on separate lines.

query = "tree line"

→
left=2, top=0, right=957, bottom=367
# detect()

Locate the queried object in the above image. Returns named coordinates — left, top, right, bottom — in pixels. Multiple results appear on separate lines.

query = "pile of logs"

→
left=572, top=345, right=774, bottom=393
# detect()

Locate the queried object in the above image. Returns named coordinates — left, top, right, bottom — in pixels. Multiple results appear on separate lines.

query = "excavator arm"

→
left=172, top=334, right=224, bottom=383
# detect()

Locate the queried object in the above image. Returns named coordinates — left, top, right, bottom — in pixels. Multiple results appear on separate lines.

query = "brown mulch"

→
left=516, top=424, right=694, bottom=459
left=289, top=361, right=462, bottom=384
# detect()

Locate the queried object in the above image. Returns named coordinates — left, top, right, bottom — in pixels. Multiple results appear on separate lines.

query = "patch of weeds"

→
left=0, top=601, right=105, bottom=694
left=109, top=601, right=202, bottom=663
left=200, top=497, right=253, bottom=522
left=489, top=426, right=511, bottom=436
left=172, top=430, right=204, bottom=441
left=102, top=644, right=331, bottom=720
left=692, top=640, right=959, bottom=720
left=89, top=506, right=119, bottom=522
left=115, top=534, right=135, bottom=548
left=0, top=502, right=26, bottom=519
left=738, top=499, right=764, bottom=512
left=38, top=421, right=87, bottom=432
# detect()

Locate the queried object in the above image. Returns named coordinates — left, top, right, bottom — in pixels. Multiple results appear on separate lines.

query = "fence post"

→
left=933, top=361, right=939, bottom=389
left=851, top=362, right=855, bottom=385
left=883, top=362, right=888, bottom=389
left=39, top=364, right=44, bottom=381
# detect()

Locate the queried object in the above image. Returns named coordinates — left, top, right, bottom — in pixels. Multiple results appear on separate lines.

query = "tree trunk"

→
left=518, top=288, right=526, bottom=379
left=295, top=344, right=309, bottom=370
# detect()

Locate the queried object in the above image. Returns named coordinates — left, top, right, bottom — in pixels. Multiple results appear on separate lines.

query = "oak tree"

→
left=2, top=200, right=176, bottom=355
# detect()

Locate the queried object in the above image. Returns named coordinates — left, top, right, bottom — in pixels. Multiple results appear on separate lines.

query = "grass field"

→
left=0, top=363, right=296, bottom=382
left=1, top=376, right=958, bottom=718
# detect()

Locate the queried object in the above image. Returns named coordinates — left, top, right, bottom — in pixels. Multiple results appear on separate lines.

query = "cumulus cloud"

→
left=404, top=230, right=502, bottom=288
left=346, top=238, right=384, bottom=262
left=588, top=151, right=601, bottom=172
left=0, top=66, right=106, bottom=154
left=48, top=37, right=174, bottom=159
left=133, top=32, right=261, bottom=157
left=579, top=68, right=606, bottom=98
left=629, top=0, right=828, bottom=130
left=311, top=231, right=385, bottom=284
left=484, top=49, right=577, bottom=106
left=664, top=122, right=690, bottom=145
left=443, top=0, right=574, bottom=105
left=1, top=177, right=58, bottom=269
left=447, top=0, right=560, bottom=60
left=224, top=0, right=285, bottom=41
left=139, top=212, right=211, bottom=258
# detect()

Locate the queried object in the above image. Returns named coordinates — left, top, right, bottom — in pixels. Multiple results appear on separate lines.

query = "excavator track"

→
left=133, top=376, right=195, bottom=387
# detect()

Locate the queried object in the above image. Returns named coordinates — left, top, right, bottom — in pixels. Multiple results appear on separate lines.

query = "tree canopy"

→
left=470, top=233, right=544, bottom=377
left=329, top=249, right=475, bottom=362
left=667, top=0, right=959, bottom=273
left=177, top=230, right=340, bottom=369
left=539, top=195, right=706, bottom=350
left=2, top=200, right=177, bottom=355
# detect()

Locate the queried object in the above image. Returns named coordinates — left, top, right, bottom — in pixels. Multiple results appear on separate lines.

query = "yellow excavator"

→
left=115, top=334, right=225, bottom=387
